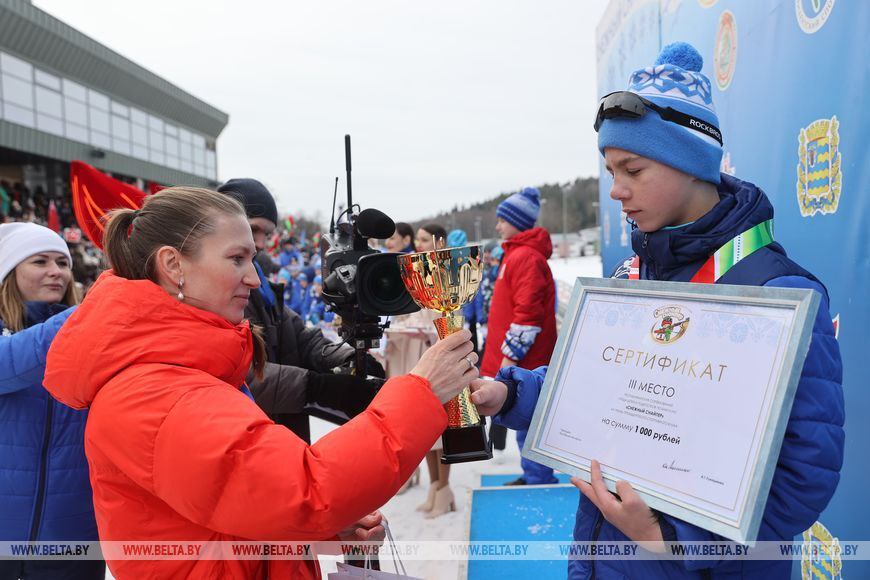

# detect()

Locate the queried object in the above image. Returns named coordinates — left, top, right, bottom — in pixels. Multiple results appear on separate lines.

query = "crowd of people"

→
left=0, top=42, right=844, bottom=580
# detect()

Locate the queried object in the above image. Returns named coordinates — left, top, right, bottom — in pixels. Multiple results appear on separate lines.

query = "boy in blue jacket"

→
left=470, top=42, right=844, bottom=579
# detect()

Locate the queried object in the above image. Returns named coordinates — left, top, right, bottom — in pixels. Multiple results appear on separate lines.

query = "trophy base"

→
left=440, top=422, right=493, bottom=464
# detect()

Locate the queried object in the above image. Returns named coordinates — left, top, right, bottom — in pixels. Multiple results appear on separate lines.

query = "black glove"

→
left=364, top=353, right=386, bottom=379
left=306, top=372, right=384, bottom=418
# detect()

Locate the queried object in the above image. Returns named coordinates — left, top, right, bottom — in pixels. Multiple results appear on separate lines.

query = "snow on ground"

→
left=549, top=255, right=603, bottom=285
left=311, top=417, right=525, bottom=580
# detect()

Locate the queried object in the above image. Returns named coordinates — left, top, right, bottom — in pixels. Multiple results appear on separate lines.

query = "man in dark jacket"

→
left=470, top=42, right=844, bottom=579
left=217, top=178, right=383, bottom=442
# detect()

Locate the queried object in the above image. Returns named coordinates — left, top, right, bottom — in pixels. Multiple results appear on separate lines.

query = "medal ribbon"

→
left=629, top=220, right=774, bottom=284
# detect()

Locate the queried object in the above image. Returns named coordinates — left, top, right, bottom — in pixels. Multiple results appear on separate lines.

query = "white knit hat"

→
left=0, top=223, right=72, bottom=283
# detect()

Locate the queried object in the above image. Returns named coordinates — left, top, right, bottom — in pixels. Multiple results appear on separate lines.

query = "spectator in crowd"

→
left=414, top=223, right=447, bottom=253
left=306, top=275, right=334, bottom=326
left=0, top=223, right=104, bottom=580
left=65, top=228, right=103, bottom=295
left=480, top=187, right=558, bottom=486
left=43, top=186, right=479, bottom=579
left=288, top=272, right=312, bottom=319
left=384, top=222, right=415, bottom=254
left=279, top=237, right=302, bottom=268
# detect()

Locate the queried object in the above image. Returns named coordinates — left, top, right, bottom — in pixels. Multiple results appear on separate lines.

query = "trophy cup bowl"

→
left=397, top=244, right=492, bottom=464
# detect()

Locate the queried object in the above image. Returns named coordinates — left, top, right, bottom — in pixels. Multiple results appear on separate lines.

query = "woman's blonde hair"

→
left=103, top=186, right=265, bottom=377
left=0, top=262, right=79, bottom=333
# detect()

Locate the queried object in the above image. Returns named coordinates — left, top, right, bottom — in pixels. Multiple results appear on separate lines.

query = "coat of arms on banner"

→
left=796, top=116, right=842, bottom=217
left=800, top=521, right=842, bottom=579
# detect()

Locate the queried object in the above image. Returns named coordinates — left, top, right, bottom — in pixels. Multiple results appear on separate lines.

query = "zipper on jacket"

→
left=28, top=399, right=54, bottom=541
left=640, top=233, right=659, bottom=280
left=589, top=512, right=604, bottom=580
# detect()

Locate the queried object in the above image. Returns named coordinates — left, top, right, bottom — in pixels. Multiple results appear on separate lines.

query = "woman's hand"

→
left=336, top=511, right=385, bottom=543
left=469, top=379, right=508, bottom=416
left=572, top=460, right=666, bottom=552
left=410, top=329, right=478, bottom=404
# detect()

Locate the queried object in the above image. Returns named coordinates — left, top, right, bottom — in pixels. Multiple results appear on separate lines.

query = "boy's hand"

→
left=572, top=460, right=666, bottom=553
left=469, top=379, right=508, bottom=416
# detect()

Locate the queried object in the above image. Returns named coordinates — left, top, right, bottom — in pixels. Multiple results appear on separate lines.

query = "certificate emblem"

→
left=651, top=305, right=691, bottom=344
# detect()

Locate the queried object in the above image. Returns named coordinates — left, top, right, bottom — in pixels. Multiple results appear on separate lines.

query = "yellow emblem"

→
left=796, top=116, right=842, bottom=217
left=800, top=521, right=842, bottom=579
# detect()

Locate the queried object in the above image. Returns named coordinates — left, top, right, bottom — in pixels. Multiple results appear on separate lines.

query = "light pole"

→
left=592, top=201, right=600, bottom=255
left=562, top=184, right=569, bottom=261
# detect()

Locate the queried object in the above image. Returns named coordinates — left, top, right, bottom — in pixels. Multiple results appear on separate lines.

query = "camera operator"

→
left=218, top=178, right=384, bottom=442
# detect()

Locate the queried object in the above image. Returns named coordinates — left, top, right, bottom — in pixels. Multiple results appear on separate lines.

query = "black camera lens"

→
left=366, top=261, right=405, bottom=302
left=357, top=253, right=420, bottom=317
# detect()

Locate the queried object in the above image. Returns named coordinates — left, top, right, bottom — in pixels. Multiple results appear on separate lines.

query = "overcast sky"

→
left=35, top=0, right=608, bottom=223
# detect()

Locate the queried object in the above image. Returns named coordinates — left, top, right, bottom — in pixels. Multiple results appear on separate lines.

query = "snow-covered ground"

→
left=549, top=255, right=603, bottom=285
left=312, top=418, right=526, bottom=579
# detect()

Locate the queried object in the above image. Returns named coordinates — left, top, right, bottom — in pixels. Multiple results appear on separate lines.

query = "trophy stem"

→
left=433, top=312, right=464, bottom=338
left=433, top=313, right=481, bottom=428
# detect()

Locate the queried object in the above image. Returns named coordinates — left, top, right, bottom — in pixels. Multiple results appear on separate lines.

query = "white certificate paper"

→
left=524, top=278, right=819, bottom=544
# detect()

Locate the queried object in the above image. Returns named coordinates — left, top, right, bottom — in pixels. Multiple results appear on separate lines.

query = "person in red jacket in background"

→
left=480, top=187, right=558, bottom=485
left=43, top=187, right=479, bottom=580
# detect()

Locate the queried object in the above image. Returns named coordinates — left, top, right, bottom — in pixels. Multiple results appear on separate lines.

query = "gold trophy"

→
left=397, top=244, right=492, bottom=464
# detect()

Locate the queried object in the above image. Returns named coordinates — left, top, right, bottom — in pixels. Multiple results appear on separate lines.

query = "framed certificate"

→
left=523, top=277, right=819, bottom=544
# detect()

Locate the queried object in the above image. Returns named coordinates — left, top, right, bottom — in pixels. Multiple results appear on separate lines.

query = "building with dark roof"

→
left=0, top=0, right=228, bottom=209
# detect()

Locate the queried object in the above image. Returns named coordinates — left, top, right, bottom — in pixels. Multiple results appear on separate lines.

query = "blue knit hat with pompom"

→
left=597, top=42, right=723, bottom=184
left=497, top=187, right=541, bottom=231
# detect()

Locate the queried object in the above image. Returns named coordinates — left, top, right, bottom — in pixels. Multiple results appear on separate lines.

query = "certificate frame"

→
left=523, top=277, right=819, bottom=544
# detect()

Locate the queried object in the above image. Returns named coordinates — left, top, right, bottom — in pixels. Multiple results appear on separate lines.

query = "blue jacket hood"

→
left=631, top=174, right=776, bottom=280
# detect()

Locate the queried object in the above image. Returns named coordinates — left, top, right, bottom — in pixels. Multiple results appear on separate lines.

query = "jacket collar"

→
left=630, top=174, right=775, bottom=280
left=503, top=227, right=553, bottom=259
left=24, top=301, right=68, bottom=327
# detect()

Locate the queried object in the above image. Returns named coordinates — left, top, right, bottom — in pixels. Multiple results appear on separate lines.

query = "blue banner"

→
left=597, top=1, right=868, bottom=577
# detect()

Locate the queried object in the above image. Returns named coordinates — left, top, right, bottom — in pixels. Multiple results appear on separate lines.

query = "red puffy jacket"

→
left=43, top=272, right=446, bottom=579
left=481, top=227, right=557, bottom=377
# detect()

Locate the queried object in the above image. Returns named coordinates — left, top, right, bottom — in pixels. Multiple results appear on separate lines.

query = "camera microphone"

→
left=356, top=208, right=395, bottom=240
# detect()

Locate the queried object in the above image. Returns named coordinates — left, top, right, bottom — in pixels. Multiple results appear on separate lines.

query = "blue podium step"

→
left=466, top=484, right=578, bottom=580
left=479, top=473, right=573, bottom=487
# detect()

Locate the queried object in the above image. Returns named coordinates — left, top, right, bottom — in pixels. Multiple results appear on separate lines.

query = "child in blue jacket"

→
left=470, top=42, right=844, bottom=579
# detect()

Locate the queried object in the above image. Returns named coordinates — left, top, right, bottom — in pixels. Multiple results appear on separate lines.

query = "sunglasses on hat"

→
left=593, top=91, right=723, bottom=146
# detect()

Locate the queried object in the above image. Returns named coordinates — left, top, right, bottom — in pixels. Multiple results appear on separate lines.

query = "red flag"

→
left=70, top=161, right=146, bottom=249
left=148, top=181, right=166, bottom=195
left=47, top=200, right=61, bottom=233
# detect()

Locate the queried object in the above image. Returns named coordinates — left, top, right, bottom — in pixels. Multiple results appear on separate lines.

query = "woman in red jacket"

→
left=43, top=187, right=478, bottom=579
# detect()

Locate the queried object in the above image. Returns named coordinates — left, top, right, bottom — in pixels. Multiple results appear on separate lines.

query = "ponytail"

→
left=103, top=208, right=140, bottom=279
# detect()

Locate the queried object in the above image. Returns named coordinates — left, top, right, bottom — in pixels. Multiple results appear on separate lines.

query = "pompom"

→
left=520, top=187, right=541, bottom=201
left=655, top=42, right=703, bottom=72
